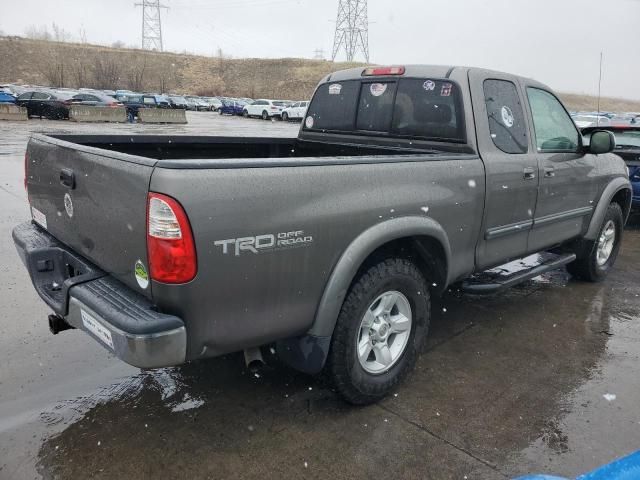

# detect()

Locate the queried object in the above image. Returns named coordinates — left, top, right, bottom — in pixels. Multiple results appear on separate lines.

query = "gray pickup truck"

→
left=14, top=65, right=632, bottom=404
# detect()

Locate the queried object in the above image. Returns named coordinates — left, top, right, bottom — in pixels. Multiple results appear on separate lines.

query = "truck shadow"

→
left=35, top=233, right=640, bottom=478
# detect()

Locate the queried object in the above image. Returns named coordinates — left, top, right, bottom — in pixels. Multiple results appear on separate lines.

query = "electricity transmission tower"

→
left=313, top=48, right=325, bottom=60
left=331, top=0, right=369, bottom=63
left=135, top=0, right=168, bottom=51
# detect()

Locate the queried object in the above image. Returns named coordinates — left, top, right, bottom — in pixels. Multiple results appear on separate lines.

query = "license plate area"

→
left=26, top=247, right=105, bottom=316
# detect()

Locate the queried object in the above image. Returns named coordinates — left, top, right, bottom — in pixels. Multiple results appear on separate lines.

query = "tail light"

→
left=63, top=100, right=72, bottom=106
left=271, top=106, right=278, bottom=110
left=147, top=193, right=197, bottom=284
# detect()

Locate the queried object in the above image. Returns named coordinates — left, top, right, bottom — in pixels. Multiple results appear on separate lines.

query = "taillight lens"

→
left=147, top=193, right=197, bottom=284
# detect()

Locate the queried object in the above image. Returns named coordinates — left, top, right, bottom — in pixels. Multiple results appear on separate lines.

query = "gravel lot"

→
left=1, top=112, right=638, bottom=480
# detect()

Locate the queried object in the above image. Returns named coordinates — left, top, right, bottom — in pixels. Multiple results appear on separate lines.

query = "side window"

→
left=527, top=88, right=579, bottom=152
left=32, top=92, right=49, bottom=100
left=18, top=92, right=32, bottom=100
left=483, top=80, right=528, bottom=154
left=356, top=81, right=397, bottom=132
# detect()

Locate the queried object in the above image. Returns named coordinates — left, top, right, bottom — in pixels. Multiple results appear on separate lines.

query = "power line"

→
left=331, top=0, right=369, bottom=62
left=134, top=0, right=168, bottom=51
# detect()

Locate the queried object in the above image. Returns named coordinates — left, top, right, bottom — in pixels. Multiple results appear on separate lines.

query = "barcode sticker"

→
left=81, top=309, right=114, bottom=350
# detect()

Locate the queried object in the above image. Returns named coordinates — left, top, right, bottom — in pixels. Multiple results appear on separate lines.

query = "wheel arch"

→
left=308, top=216, right=451, bottom=338
left=585, top=178, right=632, bottom=240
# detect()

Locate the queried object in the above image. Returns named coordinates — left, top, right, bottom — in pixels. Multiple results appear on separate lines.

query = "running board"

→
left=462, top=253, right=576, bottom=295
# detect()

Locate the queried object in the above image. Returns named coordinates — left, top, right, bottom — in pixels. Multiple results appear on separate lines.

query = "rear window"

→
left=305, top=78, right=464, bottom=141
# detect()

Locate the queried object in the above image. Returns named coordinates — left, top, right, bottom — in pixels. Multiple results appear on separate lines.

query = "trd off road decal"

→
left=214, top=230, right=313, bottom=256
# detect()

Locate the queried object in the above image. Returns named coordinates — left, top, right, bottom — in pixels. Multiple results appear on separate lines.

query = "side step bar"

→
left=462, top=253, right=576, bottom=295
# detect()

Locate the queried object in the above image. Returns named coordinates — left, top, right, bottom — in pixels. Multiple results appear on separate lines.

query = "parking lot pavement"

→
left=1, top=114, right=638, bottom=480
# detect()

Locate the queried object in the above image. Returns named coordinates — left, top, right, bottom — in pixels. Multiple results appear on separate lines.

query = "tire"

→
left=219, top=109, right=223, bottom=115
left=262, top=110, right=269, bottom=120
left=243, top=110, right=249, bottom=118
left=282, top=112, right=289, bottom=122
left=327, top=258, right=430, bottom=405
left=567, top=202, right=624, bottom=282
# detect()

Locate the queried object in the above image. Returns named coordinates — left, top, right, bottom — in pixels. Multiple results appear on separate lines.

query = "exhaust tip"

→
left=244, top=347, right=265, bottom=372
left=48, top=314, right=75, bottom=335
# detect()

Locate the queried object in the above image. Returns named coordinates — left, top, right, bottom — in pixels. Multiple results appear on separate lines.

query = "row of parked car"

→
left=571, top=111, right=640, bottom=128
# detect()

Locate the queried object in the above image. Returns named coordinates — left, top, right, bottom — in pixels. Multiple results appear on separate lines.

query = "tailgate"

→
left=25, top=134, right=156, bottom=298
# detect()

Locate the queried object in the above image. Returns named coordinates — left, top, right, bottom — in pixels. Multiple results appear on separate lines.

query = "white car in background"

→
left=243, top=99, right=288, bottom=120
left=281, top=101, right=309, bottom=121
left=572, top=114, right=611, bottom=129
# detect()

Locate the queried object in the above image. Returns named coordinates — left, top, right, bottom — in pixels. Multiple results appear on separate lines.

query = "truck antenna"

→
left=597, top=51, right=603, bottom=125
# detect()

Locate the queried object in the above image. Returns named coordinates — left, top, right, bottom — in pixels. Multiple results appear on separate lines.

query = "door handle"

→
left=544, top=167, right=555, bottom=178
left=59, top=168, right=75, bottom=189
left=523, top=167, right=536, bottom=180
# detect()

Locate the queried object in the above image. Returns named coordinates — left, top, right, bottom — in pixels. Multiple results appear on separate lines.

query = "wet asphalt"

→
left=0, top=113, right=638, bottom=480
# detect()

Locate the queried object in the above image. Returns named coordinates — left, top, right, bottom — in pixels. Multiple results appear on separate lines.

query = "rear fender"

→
left=309, top=216, right=451, bottom=338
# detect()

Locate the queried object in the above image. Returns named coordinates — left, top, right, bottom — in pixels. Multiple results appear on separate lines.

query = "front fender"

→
left=308, top=215, right=452, bottom=338
left=585, top=177, right=632, bottom=240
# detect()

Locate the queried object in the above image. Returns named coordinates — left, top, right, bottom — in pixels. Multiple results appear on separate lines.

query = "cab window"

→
left=483, top=79, right=528, bottom=154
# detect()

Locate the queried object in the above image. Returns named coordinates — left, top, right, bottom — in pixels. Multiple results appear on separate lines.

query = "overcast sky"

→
left=1, top=0, right=639, bottom=98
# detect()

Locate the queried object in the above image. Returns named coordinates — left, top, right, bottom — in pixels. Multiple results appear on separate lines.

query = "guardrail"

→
left=138, top=108, right=188, bottom=124
left=69, top=105, right=127, bottom=123
left=0, top=104, right=28, bottom=121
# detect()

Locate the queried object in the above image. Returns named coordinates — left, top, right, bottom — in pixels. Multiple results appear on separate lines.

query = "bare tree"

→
left=24, top=24, right=52, bottom=41
left=111, top=40, right=126, bottom=49
left=51, top=23, right=72, bottom=42
left=92, top=57, right=121, bottom=89
left=70, top=57, right=90, bottom=88
left=127, top=56, right=148, bottom=91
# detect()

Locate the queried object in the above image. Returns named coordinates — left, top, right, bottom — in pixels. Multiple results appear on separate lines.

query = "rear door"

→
left=524, top=87, right=599, bottom=252
left=26, top=135, right=157, bottom=297
left=469, top=71, right=540, bottom=269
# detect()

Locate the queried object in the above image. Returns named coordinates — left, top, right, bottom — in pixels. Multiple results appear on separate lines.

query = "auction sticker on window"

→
left=81, top=309, right=114, bottom=350
left=370, top=83, right=388, bottom=97
left=423, top=80, right=436, bottom=91
left=305, top=116, right=314, bottom=128
left=501, top=106, right=515, bottom=128
left=31, top=206, right=47, bottom=229
left=328, top=83, right=342, bottom=95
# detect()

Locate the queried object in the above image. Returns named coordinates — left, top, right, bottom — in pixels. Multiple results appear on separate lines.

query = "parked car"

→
left=0, top=92, right=16, bottom=104
left=281, top=101, right=309, bottom=121
left=205, top=97, right=223, bottom=111
left=218, top=99, right=246, bottom=116
left=119, top=94, right=158, bottom=121
left=167, top=95, right=188, bottom=109
left=15, top=90, right=74, bottom=119
left=184, top=97, right=199, bottom=111
left=572, top=114, right=611, bottom=128
left=153, top=95, right=171, bottom=109
left=70, top=92, right=122, bottom=107
left=582, top=126, right=640, bottom=212
left=14, top=65, right=631, bottom=405
left=243, top=99, right=288, bottom=119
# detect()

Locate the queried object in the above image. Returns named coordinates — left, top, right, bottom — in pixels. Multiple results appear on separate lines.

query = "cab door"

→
left=468, top=70, right=540, bottom=270
left=523, top=86, right=599, bottom=252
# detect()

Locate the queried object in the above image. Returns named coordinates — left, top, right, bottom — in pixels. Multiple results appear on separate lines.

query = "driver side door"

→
left=524, top=86, right=600, bottom=252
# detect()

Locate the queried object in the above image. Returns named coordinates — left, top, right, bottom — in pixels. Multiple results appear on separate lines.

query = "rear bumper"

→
left=12, top=221, right=186, bottom=369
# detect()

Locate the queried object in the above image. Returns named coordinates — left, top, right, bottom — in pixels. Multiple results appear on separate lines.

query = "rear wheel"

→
left=567, top=203, right=624, bottom=282
left=262, top=110, right=269, bottom=120
left=243, top=110, right=249, bottom=117
left=219, top=109, right=223, bottom=115
left=282, top=112, right=289, bottom=122
left=327, top=258, right=430, bottom=405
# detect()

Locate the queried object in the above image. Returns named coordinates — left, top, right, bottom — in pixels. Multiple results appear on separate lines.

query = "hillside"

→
left=1, top=36, right=639, bottom=112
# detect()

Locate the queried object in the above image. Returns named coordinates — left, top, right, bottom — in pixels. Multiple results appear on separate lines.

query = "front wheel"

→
left=282, top=112, right=289, bottom=122
left=262, top=110, right=269, bottom=120
left=243, top=110, right=249, bottom=117
left=219, top=109, right=223, bottom=115
left=567, top=202, right=624, bottom=282
left=327, top=258, right=430, bottom=405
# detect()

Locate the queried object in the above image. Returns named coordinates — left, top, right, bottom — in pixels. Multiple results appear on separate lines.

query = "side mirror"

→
left=589, top=130, right=616, bottom=155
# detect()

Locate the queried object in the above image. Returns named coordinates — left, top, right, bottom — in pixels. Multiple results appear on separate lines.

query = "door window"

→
left=31, top=92, right=50, bottom=100
left=483, top=80, right=528, bottom=154
left=527, top=88, right=579, bottom=152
